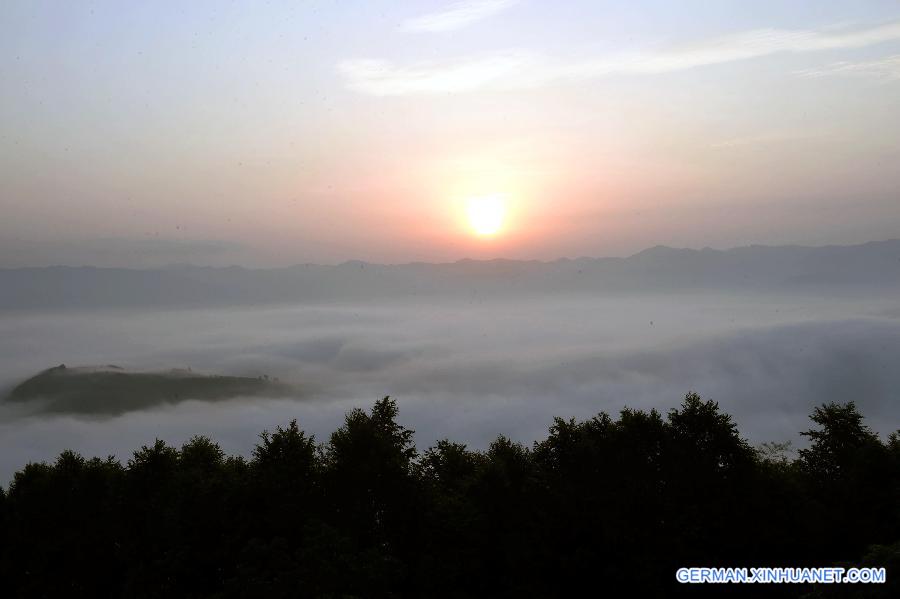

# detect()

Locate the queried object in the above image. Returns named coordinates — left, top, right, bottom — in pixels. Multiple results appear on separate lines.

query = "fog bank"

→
left=2, top=290, right=898, bottom=483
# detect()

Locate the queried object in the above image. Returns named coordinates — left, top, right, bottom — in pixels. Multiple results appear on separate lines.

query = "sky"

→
left=2, top=0, right=900, bottom=266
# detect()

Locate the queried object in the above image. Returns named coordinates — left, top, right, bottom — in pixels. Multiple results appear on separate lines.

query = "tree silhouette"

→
left=798, top=402, right=897, bottom=562
left=0, top=394, right=897, bottom=597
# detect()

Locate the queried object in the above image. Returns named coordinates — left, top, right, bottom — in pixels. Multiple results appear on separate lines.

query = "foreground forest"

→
left=1, top=394, right=897, bottom=598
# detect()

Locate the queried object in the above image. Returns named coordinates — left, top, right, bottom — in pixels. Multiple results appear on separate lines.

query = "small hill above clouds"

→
left=6, top=365, right=292, bottom=415
left=0, top=239, right=898, bottom=310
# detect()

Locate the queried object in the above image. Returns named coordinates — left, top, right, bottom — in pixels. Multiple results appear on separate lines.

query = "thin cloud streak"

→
left=339, top=50, right=539, bottom=96
left=341, top=20, right=900, bottom=95
left=796, top=54, right=900, bottom=80
left=708, top=131, right=829, bottom=149
left=400, top=0, right=519, bottom=33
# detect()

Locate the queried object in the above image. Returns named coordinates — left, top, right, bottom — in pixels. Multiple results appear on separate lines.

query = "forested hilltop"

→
left=1, top=394, right=897, bottom=598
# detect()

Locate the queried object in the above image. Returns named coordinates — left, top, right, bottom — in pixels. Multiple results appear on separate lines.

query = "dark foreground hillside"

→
left=1, top=394, right=897, bottom=598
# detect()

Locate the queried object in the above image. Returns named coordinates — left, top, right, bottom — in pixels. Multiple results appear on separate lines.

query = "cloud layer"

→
left=341, top=19, right=900, bottom=95
left=2, top=291, right=899, bottom=483
left=796, top=54, right=900, bottom=80
left=400, top=0, right=519, bottom=33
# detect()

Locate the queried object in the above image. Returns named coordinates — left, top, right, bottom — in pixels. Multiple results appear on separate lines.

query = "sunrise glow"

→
left=466, top=195, right=506, bottom=236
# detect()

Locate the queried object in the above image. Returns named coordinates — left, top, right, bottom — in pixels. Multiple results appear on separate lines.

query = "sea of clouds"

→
left=1, top=291, right=899, bottom=483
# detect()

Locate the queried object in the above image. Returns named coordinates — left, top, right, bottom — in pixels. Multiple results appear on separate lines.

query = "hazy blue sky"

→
left=2, top=1, right=900, bottom=266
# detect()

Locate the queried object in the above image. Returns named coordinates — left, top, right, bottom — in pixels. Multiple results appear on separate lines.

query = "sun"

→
left=466, top=195, right=506, bottom=236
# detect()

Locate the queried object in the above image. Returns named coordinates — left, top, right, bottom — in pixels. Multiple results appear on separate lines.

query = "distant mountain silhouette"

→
left=7, top=365, right=290, bottom=414
left=1, top=239, right=898, bottom=310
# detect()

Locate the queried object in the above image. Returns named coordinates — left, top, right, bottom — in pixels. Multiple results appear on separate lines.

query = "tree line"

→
left=1, top=393, right=897, bottom=597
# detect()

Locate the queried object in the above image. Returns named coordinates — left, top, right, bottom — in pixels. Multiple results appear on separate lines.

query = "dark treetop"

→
left=1, top=394, right=898, bottom=598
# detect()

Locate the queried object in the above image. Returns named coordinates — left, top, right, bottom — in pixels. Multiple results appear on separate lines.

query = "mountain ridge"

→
left=3, top=238, right=898, bottom=272
left=1, top=239, right=898, bottom=310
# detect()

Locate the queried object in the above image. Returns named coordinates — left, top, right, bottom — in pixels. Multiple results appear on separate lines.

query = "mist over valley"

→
left=2, top=240, right=898, bottom=484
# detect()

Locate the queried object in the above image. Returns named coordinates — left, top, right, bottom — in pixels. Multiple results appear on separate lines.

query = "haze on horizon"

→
left=2, top=1, right=900, bottom=268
